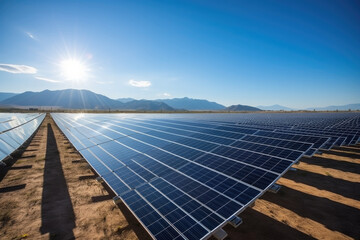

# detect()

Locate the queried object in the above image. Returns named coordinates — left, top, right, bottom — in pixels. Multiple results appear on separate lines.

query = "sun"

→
left=60, top=58, right=89, bottom=81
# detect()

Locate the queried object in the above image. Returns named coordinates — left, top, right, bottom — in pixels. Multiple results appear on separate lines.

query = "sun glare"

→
left=60, top=58, right=88, bottom=81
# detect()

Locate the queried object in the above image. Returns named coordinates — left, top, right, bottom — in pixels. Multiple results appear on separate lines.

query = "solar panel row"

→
left=0, top=113, right=45, bottom=162
left=51, top=112, right=360, bottom=240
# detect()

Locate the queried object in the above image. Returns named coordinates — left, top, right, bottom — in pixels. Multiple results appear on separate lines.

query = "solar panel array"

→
left=0, top=113, right=45, bottom=163
left=52, top=112, right=360, bottom=240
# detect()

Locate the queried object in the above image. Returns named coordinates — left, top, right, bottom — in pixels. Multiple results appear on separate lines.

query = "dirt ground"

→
left=0, top=114, right=359, bottom=240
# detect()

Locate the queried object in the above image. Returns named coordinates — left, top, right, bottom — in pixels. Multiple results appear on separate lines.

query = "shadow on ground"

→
left=339, top=146, right=360, bottom=154
left=284, top=167, right=360, bottom=200
left=221, top=207, right=316, bottom=240
left=301, top=155, right=360, bottom=174
left=40, top=123, right=76, bottom=239
left=0, top=184, right=26, bottom=193
left=263, top=186, right=360, bottom=239
left=325, top=149, right=360, bottom=160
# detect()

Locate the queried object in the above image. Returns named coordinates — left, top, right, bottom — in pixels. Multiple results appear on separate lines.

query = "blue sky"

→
left=0, top=0, right=359, bottom=108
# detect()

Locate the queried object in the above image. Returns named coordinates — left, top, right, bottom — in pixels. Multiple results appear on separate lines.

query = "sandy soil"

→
left=0, top=114, right=359, bottom=240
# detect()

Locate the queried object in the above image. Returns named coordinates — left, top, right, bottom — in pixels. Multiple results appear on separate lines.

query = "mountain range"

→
left=0, top=90, right=174, bottom=111
left=1, top=89, right=121, bottom=109
left=258, top=104, right=360, bottom=111
left=0, top=90, right=228, bottom=111
left=0, top=90, right=359, bottom=111
left=118, top=97, right=226, bottom=110
left=307, top=103, right=360, bottom=111
left=155, top=97, right=225, bottom=111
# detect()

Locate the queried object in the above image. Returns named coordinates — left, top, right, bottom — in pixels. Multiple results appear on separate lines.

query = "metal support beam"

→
left=113, top=196, right=122, bottom=205
left=213, top=228, right=228, bottom=240
left=268, top=183, right=281, bottom=193
left=228, top=216, right=243, bottom=228
left=96, top=176, right=104, bottom=183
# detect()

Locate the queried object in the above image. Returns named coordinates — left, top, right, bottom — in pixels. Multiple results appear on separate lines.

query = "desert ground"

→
left=0, top=114, right=359, bottom=240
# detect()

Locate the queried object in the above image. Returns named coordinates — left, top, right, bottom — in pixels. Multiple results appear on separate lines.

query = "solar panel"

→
left=51, top=112, right=360, bottom=240
left=275, top=128, right=353, bottom=147
left=120, top=118, right=238, bottom=145
left=0, top=113, right=45, bottom=162
left=204, top=114, right=359, bottom=150
left=134, top=117, right=355, bottom=156
left=253, top=130, right=330, bottom=156
left=133, top=118, right=246, bottom=140
left=240, top=135, right=313, bottom=152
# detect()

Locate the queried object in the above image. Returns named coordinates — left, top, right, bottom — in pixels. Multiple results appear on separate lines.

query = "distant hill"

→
left=117, top=98, right=136, bottom=103
left=306, top=103, right=360, bottom=111
left=121, top=100, right=174, bottom=111
left=156, top=97, right=226, bottom=111
left=226, top=104, right=262, bottom=112
left=257, top=104, right=293, bottom=111
left=0, top=92, right=18, bottom=102
left=0, top=89, right=174, bottom=111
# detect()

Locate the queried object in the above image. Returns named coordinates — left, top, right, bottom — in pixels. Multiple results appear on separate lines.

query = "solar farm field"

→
left=0, top=112, right=359, bottom=240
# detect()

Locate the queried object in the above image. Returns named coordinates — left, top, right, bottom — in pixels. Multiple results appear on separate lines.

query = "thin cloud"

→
left=163, top=93, right=171, bottom=97
left=26, top=32, right=36, bottom=40
left=35, top=76, right=61, bottom=83
left=0, top=64, right=37, bottom=74
left=129, top=79, right=151, bottom=88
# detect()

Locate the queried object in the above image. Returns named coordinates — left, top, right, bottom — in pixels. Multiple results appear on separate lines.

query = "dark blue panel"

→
left=79, top=149, right=112, bottom=176
left=161, top=143, right=205, bottom=161
left=102, top=172, right=130, bottom=196
left=146, top=148, right=189, bottom=169
left=88, top=145, right=125, bottom=170
left=113, top=166, right=145, bottom=189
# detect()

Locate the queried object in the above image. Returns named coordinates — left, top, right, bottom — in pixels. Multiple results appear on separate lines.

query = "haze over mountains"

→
left=308, top=104, right=360, bottom=111
left=257, top=104, right=293, bottom=111
left=0, top=90, right=359, bottom=111
left=117, top=98, right=136, bottom=103
left=258, top=104, right=360, bottom=111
